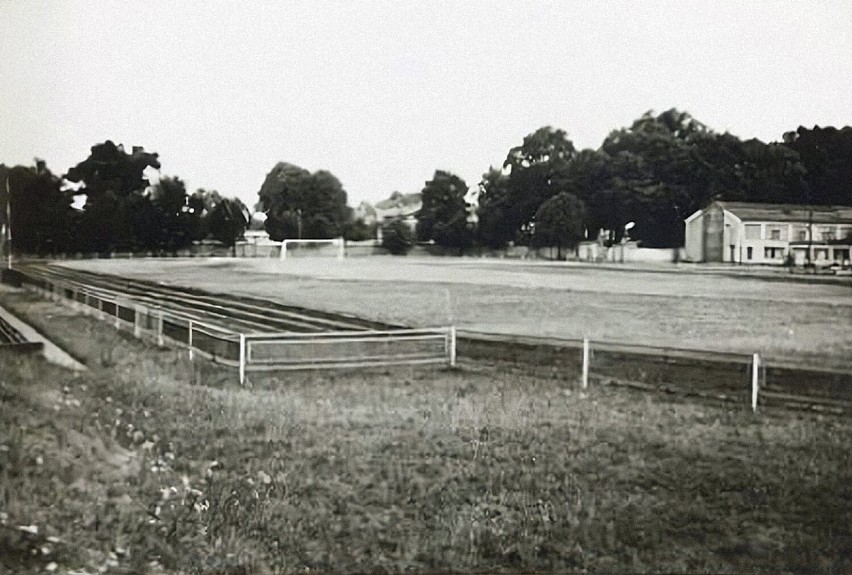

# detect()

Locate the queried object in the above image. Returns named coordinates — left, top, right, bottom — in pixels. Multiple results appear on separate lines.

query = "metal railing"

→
left=19, top=269, right=456, bottom=382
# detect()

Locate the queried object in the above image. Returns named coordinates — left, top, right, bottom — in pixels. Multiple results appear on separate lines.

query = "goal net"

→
left=279, top=238, right=345, bottom=260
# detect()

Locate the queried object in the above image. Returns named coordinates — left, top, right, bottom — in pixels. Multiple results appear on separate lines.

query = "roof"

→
left=714, top=201, right=852, bottom=225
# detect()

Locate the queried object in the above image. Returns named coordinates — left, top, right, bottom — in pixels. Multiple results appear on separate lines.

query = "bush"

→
left=381, top=219, right=414, bottom=255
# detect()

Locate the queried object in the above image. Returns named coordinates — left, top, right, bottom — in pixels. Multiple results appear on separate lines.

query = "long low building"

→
left=684, top=201, right=852, bottom=265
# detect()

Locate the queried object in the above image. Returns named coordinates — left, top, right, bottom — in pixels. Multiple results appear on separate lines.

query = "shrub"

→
left=381, top=219, right=414, bottom=255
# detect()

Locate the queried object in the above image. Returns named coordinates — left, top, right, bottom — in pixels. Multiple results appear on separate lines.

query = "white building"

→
left=684, top=201, right=852, bottom=265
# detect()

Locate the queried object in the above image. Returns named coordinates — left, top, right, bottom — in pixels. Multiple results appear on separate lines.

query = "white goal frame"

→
left=280, top=238, right=345, bottom=260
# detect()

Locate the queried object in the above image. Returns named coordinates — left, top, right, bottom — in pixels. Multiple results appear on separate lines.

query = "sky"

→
left=2, top=0, right=850, bottom=209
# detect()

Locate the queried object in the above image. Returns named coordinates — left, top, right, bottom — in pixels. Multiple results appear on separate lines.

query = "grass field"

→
left=1, top=287, right=850, bottom=573
left=62, top=257, right=852, bottom=370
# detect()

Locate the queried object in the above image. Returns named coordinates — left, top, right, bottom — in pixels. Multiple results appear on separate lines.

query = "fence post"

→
left=157, top=311, right=164, bottom=347
left=97, top=297, right=104, bottom=320
left=449, top=326, right=457, bottom=367
left=752, top=353, right=760, bottom=412
left=188, top=320, right=194, bottom=360
left=134, top=306, right=141, bottom=338
left=239, top=334, right=247, bottom=385
left=582, top=337, right=590, bottom=389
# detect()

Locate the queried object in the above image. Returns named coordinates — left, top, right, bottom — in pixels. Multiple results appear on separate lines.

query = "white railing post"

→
left=239, top=334, right=247, bottom=385
left=582, top=337, right=590, bottom=390
left=280, top=241, right=288, bottom=260
left=97, top=297, right=104, bottom=320
left=157, top=311, right=164, bottom=347
left=449, top=326, right=457, bottom=367
left=134, top=306, right=141, bottom=338
left=752, top=353, right=760, bottom=412
left=338, top=237, right=345, bottom=260
left=188, top=320, right=194, bottom=360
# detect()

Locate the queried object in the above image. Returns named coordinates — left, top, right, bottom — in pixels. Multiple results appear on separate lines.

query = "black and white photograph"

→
left=1, top=1, right=850, bottom=573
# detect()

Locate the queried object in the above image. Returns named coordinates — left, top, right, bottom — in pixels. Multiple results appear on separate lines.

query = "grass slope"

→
left=0, top=288, right=850, bottom=573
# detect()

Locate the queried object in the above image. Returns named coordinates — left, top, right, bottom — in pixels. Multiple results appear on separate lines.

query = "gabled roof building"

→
left=684, top=201, right=852, bottom=265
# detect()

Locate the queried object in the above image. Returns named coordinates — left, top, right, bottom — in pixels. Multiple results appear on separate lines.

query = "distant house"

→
left=372, top=191, right=422, bottom=230
left=684, top=201, right=852, bottom=265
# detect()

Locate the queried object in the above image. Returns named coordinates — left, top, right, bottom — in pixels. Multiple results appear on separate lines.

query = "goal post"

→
left=280, top=237, right=345, bottom=260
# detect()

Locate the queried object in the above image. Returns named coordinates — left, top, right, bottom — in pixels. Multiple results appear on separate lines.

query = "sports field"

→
left=62, top=256, right=852, bottom=370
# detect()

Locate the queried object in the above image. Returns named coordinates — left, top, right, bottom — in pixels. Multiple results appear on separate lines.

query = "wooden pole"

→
left=582, top=337, right=589, bottom=390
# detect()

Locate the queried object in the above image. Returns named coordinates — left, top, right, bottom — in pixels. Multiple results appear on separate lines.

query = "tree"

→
left=257, top=162, right=352, bottom=241
left=381, top=219, right=414, bottom=255
left=64, top=141, right=161, bottom=252
left=531, top=192, right=586, bottom=258
left=475, top=167, right=514, bottom=248
left=344, top=218, right=376, bottom=242
left=152, top=176, right=193, bottom=251
left=600, top=109, right=706, bottom=247
left=502, top=127, right=578, bottom=242
left=784, top=126, right=852, bottom=206
left=208, top=197, right=250, bottom=249
left=416, top=170, right=473, bottom=252
left=2, top=160, right=71, bottom=255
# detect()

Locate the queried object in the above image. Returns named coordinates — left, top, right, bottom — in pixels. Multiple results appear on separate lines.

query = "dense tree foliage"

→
left=3, top=143, right=249, bottom=255
left=469, top=111, right=849, bottom=250
left=381, top=219, right=414, bottom=255
left=531, top=192, right=586, bottom=257
left=5, top=118, right=851, bottom=258
left=257, top=163, right=352, bottom=241
left=1, top=161, right=71, bottom=254
left=416, top=170, right=473, bottom=252
left=208, top=197, right=250, bottom=248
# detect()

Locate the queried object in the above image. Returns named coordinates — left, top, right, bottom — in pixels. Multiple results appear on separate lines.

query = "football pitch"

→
left=61, top=256, right=852, bottom=371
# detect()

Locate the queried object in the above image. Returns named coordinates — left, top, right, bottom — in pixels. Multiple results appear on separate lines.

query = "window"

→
left=770, top=229, right=781, bottom=240
left=744, top=224, right=761, bottom=240
left=798, top=230, right=808, bottom=241
left=764, top=247, right=784, bottom=259
left=819, top=226, right=835, bottom=242
left=747, top=247, right=753, bottom=260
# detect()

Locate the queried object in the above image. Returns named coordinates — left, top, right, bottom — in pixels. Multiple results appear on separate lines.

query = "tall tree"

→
left=475, top=167, right=514, bottom=248
left=531, top=192, right=587, bottom=258
left=208, top=197, right=250, bottom=249
left=257, top=163, right=351, bottom=241
left=152, top=176, right=192, bottom=251
left=502, top=127, right=577, bottom=241
left=2, top=160, right=71, bottom=254
left=64, top=141, right=161, bottom=252
left=784, top=126, right=852, bottom=206
left=416, top=170, right=473, bottom=252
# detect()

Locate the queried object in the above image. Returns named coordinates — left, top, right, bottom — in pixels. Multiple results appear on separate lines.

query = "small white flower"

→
left=18, top=524, right=38, bottom=534
left=35, top=456, right=44, bottom=465
left=45, top=562, right=58, bottom=572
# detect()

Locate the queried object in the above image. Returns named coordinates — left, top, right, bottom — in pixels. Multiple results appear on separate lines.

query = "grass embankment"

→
left=1, top=289, right=850, bottom=573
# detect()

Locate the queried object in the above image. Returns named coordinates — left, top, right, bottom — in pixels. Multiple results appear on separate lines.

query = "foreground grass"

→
left=1, top=289, right=850, bottom=573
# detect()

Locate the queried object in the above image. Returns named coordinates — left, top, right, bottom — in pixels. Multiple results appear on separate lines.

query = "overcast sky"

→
left=2, top=1, right=850, bottom=208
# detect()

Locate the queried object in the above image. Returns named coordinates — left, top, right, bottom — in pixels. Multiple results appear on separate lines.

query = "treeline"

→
left=3, top=110, right=851, bottom=256
left=0, top=141, right=250, bottom=255
left=413, top=110, right=852, bottom=253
